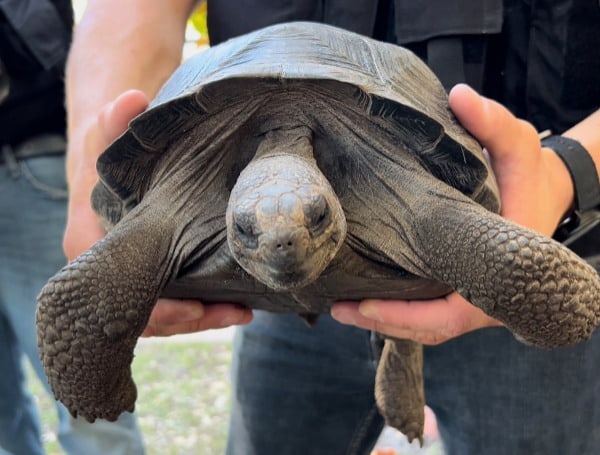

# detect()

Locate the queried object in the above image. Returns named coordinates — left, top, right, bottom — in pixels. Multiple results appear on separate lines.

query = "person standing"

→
left=0, top=1, right=145, bottom=453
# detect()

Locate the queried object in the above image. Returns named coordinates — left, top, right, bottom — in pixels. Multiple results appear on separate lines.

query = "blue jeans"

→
left=227, top=313, right=599, bottom=454
left=0, top=147, right=145, bottom=455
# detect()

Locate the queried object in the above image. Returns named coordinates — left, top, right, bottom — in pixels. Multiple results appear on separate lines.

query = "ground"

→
left=30, top=329, right=444, bottom=455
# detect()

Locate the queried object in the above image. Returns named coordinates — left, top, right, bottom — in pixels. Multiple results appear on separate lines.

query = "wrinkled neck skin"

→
left=255, top=126, right=316, bottom=160
left=226, top=126, right=347, bottom=291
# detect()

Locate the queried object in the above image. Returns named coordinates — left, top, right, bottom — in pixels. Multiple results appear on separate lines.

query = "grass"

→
left=132, top=341, right=233, bottom=454
left=28, top=336, right=443, bottom=455
left=28, top=338, right=233, bottom=455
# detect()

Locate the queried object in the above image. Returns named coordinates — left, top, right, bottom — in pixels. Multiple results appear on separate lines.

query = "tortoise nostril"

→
left=276, top=240, right=294, bottom=249
left=276, top=238, right=294, bottom=250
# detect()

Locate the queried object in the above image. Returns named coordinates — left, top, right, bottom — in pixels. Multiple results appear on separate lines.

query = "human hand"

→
left=142, top=300, right=251, bottom=337
left=64, top=89, right=150, bottom=261
left=63, top=90, right=252, bottom=337
left=331, top=84, right=574, bottom=344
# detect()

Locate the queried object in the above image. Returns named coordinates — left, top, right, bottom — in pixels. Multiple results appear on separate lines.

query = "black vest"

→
left=0, top=0, right=73, bottom=145
left=207, top=0, right=600, bottom=133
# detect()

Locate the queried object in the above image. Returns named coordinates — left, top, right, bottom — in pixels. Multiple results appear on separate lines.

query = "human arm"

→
left=331, top=84, right=599, bottom=344
left=65, top=0, right=196, bottom=258
left=65, top=0, right=252, bottom=335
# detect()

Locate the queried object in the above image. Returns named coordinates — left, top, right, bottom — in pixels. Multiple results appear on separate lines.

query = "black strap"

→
left=542, top=135, right=600, bottom=212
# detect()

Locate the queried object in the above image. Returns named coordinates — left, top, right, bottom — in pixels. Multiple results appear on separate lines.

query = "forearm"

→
left=66, top=0, right=197, bottom=183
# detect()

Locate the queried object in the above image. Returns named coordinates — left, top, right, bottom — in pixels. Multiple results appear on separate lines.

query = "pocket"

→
left=20, top=154, right=68, bottom=199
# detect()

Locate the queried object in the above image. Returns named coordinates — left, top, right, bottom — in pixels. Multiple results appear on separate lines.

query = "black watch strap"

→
left=542, top=135, right=600, bottom=212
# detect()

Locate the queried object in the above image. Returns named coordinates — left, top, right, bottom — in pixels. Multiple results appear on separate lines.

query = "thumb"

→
left=63, top=121, right=107, bottom=260
left=98, top=89, right=149, bottom=143
left=448, top=84, right=540, bottom=162
left=448, top=84, right=552, bottom=231
left=64, top=90, right=149, bottom=261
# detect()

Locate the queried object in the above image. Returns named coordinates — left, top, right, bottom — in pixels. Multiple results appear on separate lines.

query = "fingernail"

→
left=331, top=307, right=356, bottom=325
left=359, top=302, right=383, bottom=321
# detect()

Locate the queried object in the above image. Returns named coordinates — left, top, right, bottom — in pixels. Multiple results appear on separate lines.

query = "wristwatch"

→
left=542, top=135, right=600, bottom=268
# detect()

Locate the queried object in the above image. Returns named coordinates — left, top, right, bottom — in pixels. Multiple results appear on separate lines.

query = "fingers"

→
left=142, top=300, right=253, bottom=337
left=449, top=86, right=537, bottom=222
left=332, top=294, right=502, bottom=345
left=449, top=83, right=540, bottom=193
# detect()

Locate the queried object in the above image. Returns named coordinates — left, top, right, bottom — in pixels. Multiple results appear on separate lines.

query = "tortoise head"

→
left=226, top=127, right=346, bottom=291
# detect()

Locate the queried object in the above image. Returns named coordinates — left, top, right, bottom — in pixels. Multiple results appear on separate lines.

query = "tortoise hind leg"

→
left=375, top=337, right=425, bottom=445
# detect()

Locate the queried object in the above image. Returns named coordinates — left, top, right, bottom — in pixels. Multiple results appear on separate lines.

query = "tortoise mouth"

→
left=237, top=244, right=322, bottom=291
left=262, top=266, right=317, bottom=291
left=231, top=229, right=344, bottom=291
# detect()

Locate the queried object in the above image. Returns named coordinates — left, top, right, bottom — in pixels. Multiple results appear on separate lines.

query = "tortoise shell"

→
left=37, top=22, right=600, bottom=443
left=95, top=21, right=498, bottom=226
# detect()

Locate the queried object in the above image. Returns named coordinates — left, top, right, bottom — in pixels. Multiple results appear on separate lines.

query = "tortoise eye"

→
left=306, top=195, right=331, bottom=236
left=235, top=221, right=252, bottom=237
left=233, top=214, right=258, bottom=249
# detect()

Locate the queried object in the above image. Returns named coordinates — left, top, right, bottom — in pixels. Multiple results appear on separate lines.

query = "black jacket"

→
left=0, top=0, right=73, bottom=144
left=207, top=0, right=600, bottom=133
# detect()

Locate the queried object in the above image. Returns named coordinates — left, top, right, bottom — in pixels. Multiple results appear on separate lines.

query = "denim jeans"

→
left=0, top=148, right=145, bottom=455
left=226, top=313, right=386, bottom=455
left=227, top=308, right=599, bottom=453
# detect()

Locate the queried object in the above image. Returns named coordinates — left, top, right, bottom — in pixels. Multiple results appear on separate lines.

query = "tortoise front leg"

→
left=375, top=337, right=425, bottom=445
left=36, top=206, right=176, bottom=422
left=415, top=196, right=600, bottom=348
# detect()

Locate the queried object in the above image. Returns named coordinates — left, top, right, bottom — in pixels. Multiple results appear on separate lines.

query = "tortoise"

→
left=37, top=21, right=600, bottom=444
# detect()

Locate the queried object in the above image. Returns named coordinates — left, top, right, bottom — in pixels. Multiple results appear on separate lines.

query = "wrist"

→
left=541, top=135, right=600, bottom=240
